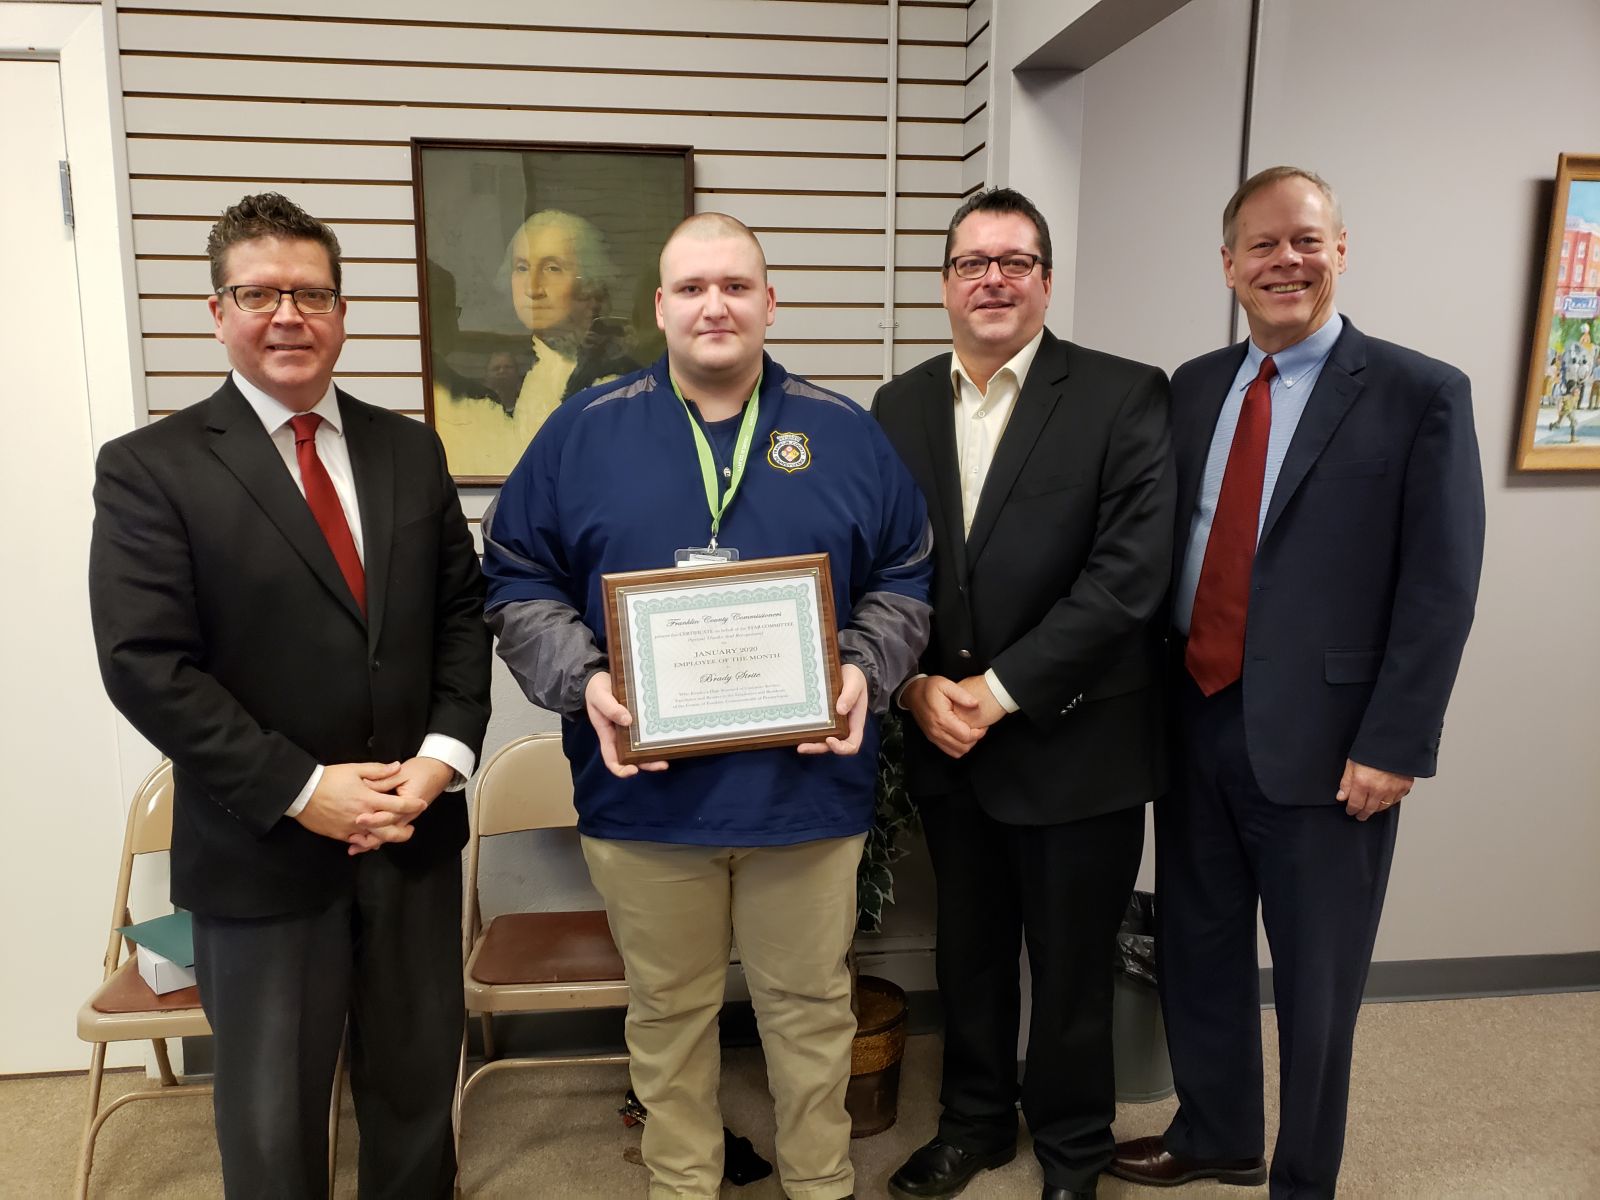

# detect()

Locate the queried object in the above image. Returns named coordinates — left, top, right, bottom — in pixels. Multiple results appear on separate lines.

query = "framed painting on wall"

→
left=1517, top=152, right=1600, bottom=471
left=412, top=139, right=694, bottom=485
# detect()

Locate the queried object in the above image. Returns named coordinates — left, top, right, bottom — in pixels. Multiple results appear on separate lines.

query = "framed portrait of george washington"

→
left=1517, top=153, right=1600, bottom=472
left=412, top=139, right=694, bottom=485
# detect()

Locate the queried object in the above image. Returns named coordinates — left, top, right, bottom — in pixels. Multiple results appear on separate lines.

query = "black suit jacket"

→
left=89, top=378, right=492, bottom=918
left=1171, top=320, right=1485, bottom=804
left=873, top=329, right=1175, bottom=824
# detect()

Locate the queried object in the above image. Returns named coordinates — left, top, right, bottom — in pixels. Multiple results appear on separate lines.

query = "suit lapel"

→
left=963, top=331, right=1067, bottom=568
left=1259, top=321, right=1367, bottom=547
left=341, top=390, right=393, bottom=650
left=205, top=379, right=366, bottom=628
left=918, top=356, right=969, bottom=582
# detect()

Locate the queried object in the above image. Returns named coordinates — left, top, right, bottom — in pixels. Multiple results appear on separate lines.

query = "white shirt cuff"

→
left=894, top=672, right=928, bottom=709
left=284, top=765, right=321, bottom=819
left=418, top=733, right=476, bottom=791
left=985, top=668, right=1020, bottom=714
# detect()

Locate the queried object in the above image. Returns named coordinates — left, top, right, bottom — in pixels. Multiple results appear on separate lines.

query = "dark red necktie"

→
left=1185, top=355, right=1276, bottom=696
left=289, top=413, right=366, bottom=616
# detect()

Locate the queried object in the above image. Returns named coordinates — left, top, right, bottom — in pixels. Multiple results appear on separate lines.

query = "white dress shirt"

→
left=899, top=330, right=1045, bottom=715
left=950, top=328, right=1044, bottom=539
left=232, top=371, right=476, bottom=817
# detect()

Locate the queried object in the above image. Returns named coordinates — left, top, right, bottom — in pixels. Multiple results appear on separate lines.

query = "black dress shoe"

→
left=1041, top=1186, right=1095, bottom=1199
left=1108, top=1135, right=1267, bottom=1187
left=888, top=1137, right=1017, bottom=1198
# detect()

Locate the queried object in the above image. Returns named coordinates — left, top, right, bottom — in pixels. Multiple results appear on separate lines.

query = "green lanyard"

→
left=671, top=373, right=762, bottom=550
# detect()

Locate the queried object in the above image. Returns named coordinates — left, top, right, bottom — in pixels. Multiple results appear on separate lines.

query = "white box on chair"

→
left=135, top=943, right=197, bottom=995
left=117, top=910, right=197, bottom=995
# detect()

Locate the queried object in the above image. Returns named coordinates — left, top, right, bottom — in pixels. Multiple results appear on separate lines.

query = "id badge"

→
left=674, top=545, right=740, bottom=568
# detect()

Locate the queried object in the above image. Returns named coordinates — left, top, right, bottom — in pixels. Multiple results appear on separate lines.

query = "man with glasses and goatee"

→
left=89, top=192, right=490, bottom=1198
left=874, top=188, right=1175, bottom=1200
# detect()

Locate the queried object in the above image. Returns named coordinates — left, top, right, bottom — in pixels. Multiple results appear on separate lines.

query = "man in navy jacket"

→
left=1110, top=168, right=1485, bottom=1200
left=482, top=213, right=931, bottom=1200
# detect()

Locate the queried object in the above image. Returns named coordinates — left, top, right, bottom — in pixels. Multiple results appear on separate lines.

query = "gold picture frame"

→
left=412, top=138, right=693, bottom=485
left=1517, top=153, right=1600, bottom=471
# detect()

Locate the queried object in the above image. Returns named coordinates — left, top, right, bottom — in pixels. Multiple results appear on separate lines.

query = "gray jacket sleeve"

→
left=839, top=590, right=934, bottom=716
left=487, top=598, right=605, bottom=717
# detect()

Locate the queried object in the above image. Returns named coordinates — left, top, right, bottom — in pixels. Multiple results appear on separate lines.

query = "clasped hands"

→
left=293, top=757, right=456, bottom=856
left=901, top=673, right=1007, bottom=759
left=584, top=663, right=872, bottom=779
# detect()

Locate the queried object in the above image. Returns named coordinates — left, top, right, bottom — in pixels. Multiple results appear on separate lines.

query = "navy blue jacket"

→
left=484, top=354, right=932, bottom=845
left=1171, top=320, right=1485, bottom=803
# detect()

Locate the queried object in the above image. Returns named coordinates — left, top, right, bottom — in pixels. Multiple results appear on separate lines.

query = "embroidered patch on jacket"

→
left=767, top=431, right=812, bottom=473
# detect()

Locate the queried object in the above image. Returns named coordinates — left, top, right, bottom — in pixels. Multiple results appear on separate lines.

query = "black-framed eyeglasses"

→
left=946, top=253, right=1049, bottom=280
left=217, top=285, right=341, bottom=314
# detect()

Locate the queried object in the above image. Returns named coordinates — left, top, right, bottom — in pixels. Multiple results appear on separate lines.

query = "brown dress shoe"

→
left=1107, top=1135, right=1267, bottom=1187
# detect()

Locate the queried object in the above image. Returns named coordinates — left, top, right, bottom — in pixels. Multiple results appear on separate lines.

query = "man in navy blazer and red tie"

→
left=1110, top=168, right=1485, bottom=1199
left=89, top=193, right=491, bottom=1198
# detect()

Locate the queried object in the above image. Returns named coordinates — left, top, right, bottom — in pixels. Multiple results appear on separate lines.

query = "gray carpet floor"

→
left=5, top=991, right=1596, bottom=1198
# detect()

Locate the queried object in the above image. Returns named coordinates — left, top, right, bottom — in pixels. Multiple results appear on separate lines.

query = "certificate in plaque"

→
left=601, top=553, right=849, bottom=762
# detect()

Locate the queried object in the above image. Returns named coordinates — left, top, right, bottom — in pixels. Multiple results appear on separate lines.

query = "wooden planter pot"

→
left=845, top=975, right=908, bottom=1137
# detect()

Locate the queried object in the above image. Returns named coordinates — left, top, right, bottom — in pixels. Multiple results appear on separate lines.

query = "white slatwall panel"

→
left=130, top=179, right=956, bottom=231
left=119, top=0, right=971, bottom=516
left=122, top=96, right=958, bottom=156
left=119, top=0, right=965, bottom=42
left=124, top=140, right=966, bottom=196
left=118, top=12, right=964, bottom=79
left=963, top=1, right=991, bottom=195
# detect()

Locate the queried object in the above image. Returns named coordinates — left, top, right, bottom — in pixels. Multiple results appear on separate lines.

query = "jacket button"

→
left=371, top=658, right=381, bottom=670
left=957, top=649, right=972, bottom=659
left=366, top=737, right=375, bottom=750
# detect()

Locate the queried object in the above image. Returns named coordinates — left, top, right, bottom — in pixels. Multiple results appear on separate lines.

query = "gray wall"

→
left=1072, top=0, right=1249, bottom=363
left=1003, top=0, right=1600, bottom=964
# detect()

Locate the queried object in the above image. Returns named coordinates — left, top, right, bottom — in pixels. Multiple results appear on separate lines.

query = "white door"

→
left=0, top=58, right=131, bottom=1073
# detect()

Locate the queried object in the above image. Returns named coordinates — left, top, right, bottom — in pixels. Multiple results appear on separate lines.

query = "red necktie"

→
left=1185, top=355, right=1276, bottom=696
left=289, top=413, right=366, bottom=616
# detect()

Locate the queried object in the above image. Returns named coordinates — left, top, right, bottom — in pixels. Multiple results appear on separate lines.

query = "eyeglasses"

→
left=218, top=285, right=340, bottom=314
left=946, top=253, right=1048, bottom=280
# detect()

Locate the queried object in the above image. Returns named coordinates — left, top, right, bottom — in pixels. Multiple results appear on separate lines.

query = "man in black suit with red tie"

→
left=89, top=193, right=491, bottom=1199
left=1110, top=168, right=1485, bottom=1199
left=874, top=188, right=1174, bottom=1200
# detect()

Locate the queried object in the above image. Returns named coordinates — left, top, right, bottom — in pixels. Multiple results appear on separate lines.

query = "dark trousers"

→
left=1157, top=677, right=1398, bottom=1200
left=920, top=785, right=1145, bottom=1192
left=192, top=847, right=464, bottom=1200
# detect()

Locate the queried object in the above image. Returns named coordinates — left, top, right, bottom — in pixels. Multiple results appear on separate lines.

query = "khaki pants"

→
left=582, top=834, right=865, bottom=1200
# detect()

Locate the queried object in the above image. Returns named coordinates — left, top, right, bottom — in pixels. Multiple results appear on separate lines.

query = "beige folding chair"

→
left=455, top=734, right=631, bottom=1174
left=75, top=760, right=342, bottom=1199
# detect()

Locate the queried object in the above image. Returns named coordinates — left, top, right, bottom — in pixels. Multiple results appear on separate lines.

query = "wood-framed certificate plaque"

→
left=601, top=553, right=848, bottom=763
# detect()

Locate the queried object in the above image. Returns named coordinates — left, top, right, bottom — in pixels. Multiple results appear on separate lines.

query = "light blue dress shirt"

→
left=1173, top=313, right=1344, bottom=636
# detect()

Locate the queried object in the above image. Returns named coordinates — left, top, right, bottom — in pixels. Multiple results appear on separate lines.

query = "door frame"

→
left=3, top=3, right=155, bottom=798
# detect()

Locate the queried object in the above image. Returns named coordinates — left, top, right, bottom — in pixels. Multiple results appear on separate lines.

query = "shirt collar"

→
left=951, top=327, right=1046, bottom=399
left=1243, top=312, right=1343, bottom=390
left=232, top=370, right=342, bottom=436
